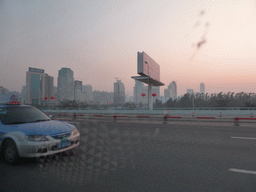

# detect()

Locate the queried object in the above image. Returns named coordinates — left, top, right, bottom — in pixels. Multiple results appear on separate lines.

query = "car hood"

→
left=6, top=120, right=75, bottom=135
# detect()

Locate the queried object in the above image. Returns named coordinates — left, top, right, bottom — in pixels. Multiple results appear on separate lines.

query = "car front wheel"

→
left=3, top=139, right=19, bottom=165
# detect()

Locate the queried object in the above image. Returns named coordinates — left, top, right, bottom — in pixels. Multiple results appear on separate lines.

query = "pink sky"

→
left=1, top=0, right=256, bottom=97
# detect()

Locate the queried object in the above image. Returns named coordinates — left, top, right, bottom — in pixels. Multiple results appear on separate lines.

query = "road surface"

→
left=1, top=120, right=256, bottom=191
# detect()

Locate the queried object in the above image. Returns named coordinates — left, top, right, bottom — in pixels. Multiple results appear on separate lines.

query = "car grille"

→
left=51, top=132, right=71, bottom=140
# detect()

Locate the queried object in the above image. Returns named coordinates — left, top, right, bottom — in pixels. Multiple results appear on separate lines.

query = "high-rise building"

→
left=187, top=89, right=194, bottom=94
left=168, top=81, right=177, bottom=98
left=53, top=86, right=58, bottom=100
left=82, top=84, right=93, bottom=102
left=0, top=86, right=9, bottom=95
left=200, top=83, right=205, bottom=94
left=21, top=86, right=26, bottom=104
left=57, top=68, right=74, bottom=101
left=164, top=88, right=170, bottom=98
left=44, top=74, right=54, bottom=101
left=26, top=67, right=53, bottom=105
left=93, top=91, right=113, bottom=105
left=133, top=80, right=145, bottom=104
left=74, top=80, right=82, bottom=101
left=0, top=86, right=10, bottom=103
left=113, top=79, right=125, bottom=105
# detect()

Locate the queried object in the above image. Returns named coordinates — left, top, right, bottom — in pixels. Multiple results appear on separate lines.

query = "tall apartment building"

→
left=57, top=68, right=74, bottom=101
left=44, top=74, right=54, bottom=100
left=74, top=80, right=82, bottom=101
left=82, top=84, right=93, bottom=102
left=21, top=86, right=26, bottom=104
left=164, top=88, right=170, bottom=98
left=168, top=81, right=177, bottom=98
left=113, top=79, right=125, bottom=105
left=93, top=91, right=113, bottom=105
left=26, top=67, right=54, bottom=105
left=200, top=83, right=205, bottom=94
left=133, top=80, right=144, bottom=104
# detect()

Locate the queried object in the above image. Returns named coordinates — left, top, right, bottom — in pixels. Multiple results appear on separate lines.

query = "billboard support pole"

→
left=148, top=82, right=153, bottom=110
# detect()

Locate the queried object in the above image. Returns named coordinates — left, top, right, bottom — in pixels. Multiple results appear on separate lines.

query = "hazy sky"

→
left=1, top=0, right=256, bottom=96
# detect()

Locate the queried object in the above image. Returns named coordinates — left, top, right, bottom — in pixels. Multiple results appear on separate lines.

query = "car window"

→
left=0, top=106, right=50, bottom=125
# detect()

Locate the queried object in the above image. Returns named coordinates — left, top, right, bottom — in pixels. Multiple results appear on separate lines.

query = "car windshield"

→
left=0, top=106, right=51, bottom=125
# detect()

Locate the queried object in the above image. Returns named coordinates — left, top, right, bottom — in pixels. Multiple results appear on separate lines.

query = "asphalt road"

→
left=1, top=120, right=256, bottom=191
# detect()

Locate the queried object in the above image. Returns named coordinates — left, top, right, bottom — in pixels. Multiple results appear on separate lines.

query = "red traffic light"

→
left=50, top=96, right=54, bottom=100
left=141, top=93, right=146, bottom=97
left=152, top=93, right=157, bottom=97
left=44, top=97, right=48, bottom=100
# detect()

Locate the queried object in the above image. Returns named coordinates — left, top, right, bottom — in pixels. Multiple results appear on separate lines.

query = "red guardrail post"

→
left=234, top=117, right=239, bottom=126
left=164, top=114, right=168, bottom=122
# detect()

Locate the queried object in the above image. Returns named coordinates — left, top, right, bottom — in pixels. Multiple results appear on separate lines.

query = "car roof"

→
left=0, top=104, right=32, bottom=108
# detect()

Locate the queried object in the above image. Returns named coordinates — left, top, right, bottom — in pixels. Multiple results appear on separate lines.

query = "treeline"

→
left=58, top=100, right=89, bottom=108
left=156, top=92, right=256, bottom=108
left=40, top=92, right=256, bottom=109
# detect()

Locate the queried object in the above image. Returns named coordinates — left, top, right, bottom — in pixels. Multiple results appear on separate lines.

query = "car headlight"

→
left=71, top=128, right=79, bottom=136
left=25, top=135, right=49, bottom=141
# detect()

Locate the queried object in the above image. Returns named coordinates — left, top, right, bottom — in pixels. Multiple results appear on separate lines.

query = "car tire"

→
left=3, top=139, right=19, bottom=165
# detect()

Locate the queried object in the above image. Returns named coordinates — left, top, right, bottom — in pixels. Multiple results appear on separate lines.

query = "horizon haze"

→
left=1, top=0, right=256, bottom=96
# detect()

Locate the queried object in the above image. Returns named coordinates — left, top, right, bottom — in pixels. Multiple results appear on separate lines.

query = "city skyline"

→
left=2, top=0, right=256, bottom=96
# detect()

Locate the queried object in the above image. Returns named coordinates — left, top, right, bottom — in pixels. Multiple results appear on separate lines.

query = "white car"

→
left=0, top=101, right=80, bottom=165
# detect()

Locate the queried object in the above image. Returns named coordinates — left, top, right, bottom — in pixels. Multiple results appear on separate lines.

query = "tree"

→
left=165, top=98, right=176, bottom=108
left=178, top=93, right=191, bottom=108
left=154, top=99, right=162, bottom=108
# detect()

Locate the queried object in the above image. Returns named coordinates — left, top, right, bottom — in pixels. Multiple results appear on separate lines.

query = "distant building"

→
left=168, top=81, right=177, bottom=98
left=44, top=74, right=54, bottom=101
left=125, top=94, right=134, bottom=103
left=74, top=81, right=83, bottom=101
left=152, top=86, right=160, bottom=102
left=187, top=89, right=194, bottom=94
left=93, top=91, right=113, bottom=105
left=200, top=83, right=205, bottom=94
left=82, top=84, right=93, bottom=102
left=0, top=86, right=9, bottom=95
left=164, top=88, right=170, bottom=98
left=21, top=86, right=26, bottom=104
left=133, top=80, right=145, bottom=104
left=0, top=86, right=17, bottom=104
left=113, top=80, right=125, bottom=105
left=143, top=86, right=148, bottom=104
left=128, top=96, right=134, bottom=103
left=53, top=86, right=58, bottom=100
left=26, top=67, right=53, bottom=105
left=57, top=68, right=74, bottom=101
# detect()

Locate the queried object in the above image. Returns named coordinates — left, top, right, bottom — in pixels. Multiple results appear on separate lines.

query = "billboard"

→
left=29, top=67, right=44, bottom=73
left=137, top=52, right=160, bottom=81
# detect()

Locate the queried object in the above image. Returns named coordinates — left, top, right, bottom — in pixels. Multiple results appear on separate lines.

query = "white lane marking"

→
left=229, top=168, right=256, bottom=175
left=231, top=136, right=256, bottom=140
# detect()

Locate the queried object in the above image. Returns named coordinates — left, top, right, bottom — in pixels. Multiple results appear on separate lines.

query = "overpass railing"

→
left=45, top=112, right=256, bottom=126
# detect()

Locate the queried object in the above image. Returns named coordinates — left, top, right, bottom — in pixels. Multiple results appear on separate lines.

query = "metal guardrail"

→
left=45, top=112, right=256, bottom=126
left=41, top=107, right=256, bottom=111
